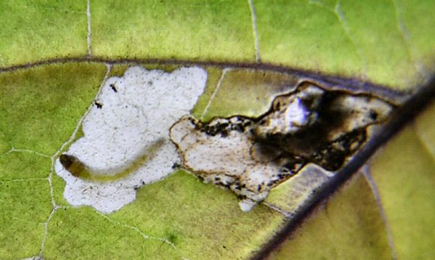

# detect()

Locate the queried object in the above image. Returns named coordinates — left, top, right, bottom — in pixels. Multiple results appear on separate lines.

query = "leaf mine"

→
left=54, top=64, right=395, bottom=214
left=55, top=66, right=207, bottom=213
left=170, top=81, right=394, bottom=211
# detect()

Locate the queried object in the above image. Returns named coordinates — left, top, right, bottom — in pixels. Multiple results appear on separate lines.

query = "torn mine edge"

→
left=170, top=80, right=394, bottom=211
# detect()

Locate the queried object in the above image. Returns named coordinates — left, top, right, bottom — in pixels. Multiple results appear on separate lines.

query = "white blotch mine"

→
left=55, top=66, right=207, bottom=213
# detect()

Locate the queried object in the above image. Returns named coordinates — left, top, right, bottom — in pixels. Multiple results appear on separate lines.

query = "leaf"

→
left=1, top=0, right=435, bottom=259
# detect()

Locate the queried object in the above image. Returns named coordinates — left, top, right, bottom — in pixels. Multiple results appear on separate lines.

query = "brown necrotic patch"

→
left=251, top=82, right=392, bottom=171
left=170, top=81, right=394, bottom=210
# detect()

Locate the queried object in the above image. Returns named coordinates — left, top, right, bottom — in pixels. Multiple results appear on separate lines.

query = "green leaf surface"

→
left=0, top=181, right=51, bottom=259
left=0, top=63, right=107, bottom=155
left=91, top=0, right=256, bottom=62
left=0, top=0, right=87, bottom=66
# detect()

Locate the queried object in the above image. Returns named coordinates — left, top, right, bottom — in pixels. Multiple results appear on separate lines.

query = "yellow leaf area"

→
left=370, top=101, right=435, bottom=259
left=1, top=0, right=435, bottom=89
left=267, top=101, right=435, bottom=259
